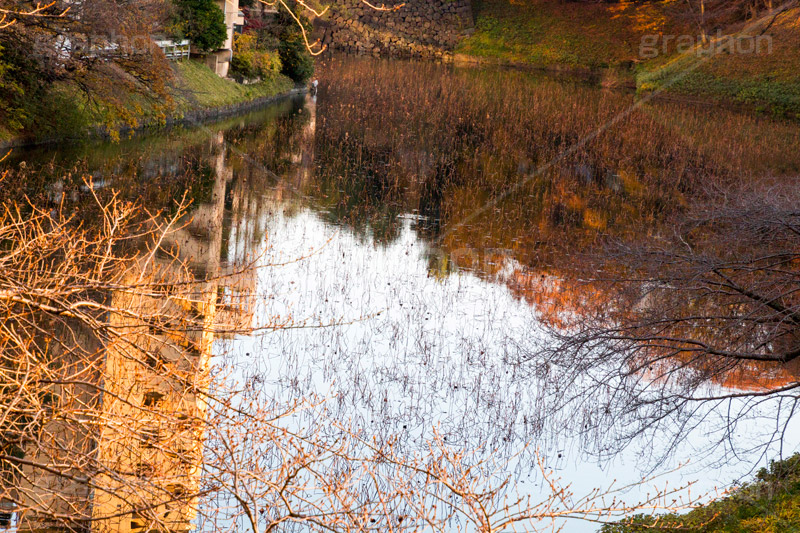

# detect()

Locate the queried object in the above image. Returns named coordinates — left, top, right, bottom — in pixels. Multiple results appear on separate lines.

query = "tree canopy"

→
left=172, top=0, right=228, bottom=52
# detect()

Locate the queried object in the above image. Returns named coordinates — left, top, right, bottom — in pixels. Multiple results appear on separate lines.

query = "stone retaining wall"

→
left=317, top=0, right=474, bottom=59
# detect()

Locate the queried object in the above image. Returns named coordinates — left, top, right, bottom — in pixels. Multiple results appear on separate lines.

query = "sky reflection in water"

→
left=9, top=55, right=800, bottom=531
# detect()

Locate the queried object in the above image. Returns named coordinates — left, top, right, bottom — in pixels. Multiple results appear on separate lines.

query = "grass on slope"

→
left=636, top=7, right=800, bottom=118
left=2, top=60, right=295, bottom=143
left=457, top=0, right=800, bottom=118
left=457, top=0, right=681, bottom=70
left=602, top=454, right=800, bottom=533
left=172, top=60, right=294, bottom=110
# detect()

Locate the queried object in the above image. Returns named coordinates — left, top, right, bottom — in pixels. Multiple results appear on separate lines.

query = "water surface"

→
left=8, top=55, right=800, bottom=531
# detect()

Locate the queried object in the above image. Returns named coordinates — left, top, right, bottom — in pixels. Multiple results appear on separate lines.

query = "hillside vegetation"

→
left=457, top=0, right=800, bottom=118
left=458, top=0, right=679, bottom=69
left=0, top=60, right=294, bottom=144
left=0, top=0, right=305, bottom=145
left=637, top=6, right=800, bottom=117
left=602, top=454, right=800, bottom=533
left=173, top=59, right=294, bottom=109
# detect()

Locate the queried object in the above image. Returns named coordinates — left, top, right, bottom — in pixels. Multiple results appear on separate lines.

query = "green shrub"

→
left=230, top=33, right=282, bottom=83
left=278, top=33, right=314, bottom=83
left=0, top=44, right=27, bottom=132
left=0, top=37, right=76, bottom=136
left=601, top=453, right=800, bottom=533
left=172, top=0, right=227, bottom=52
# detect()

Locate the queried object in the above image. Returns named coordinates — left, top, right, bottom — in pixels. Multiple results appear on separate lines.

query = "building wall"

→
left=206, top=0, right=243, bottom=77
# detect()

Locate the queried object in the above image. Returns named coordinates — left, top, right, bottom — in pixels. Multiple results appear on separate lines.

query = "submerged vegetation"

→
left=311, top=55, right=800, bottom=256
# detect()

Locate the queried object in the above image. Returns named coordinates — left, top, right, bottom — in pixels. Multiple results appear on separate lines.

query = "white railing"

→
left=154, top=39, right=191, bottom=61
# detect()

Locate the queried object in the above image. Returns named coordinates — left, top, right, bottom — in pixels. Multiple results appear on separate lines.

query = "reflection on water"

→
left=3, top=55, right=800, bottom=531
left=1, top=131, right=259, bottom=532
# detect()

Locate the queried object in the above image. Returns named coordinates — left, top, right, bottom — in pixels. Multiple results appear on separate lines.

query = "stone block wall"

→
left=317, top=0, right=474, bottom=59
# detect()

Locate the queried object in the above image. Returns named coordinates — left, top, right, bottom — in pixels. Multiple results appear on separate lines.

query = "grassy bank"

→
left=456, top=0, right=677, bottom=71
left=0, top=60, right=295, bottom=145
left=602, top=454, right=800, bottom=533
left=456, top=0, right=800, bottom=118
left=635, top=7, right=800, bottom=118
left=171, top=60, right=294, bottom=110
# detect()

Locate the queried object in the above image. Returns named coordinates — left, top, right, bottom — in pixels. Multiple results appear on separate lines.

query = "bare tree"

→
left=671, top=0, right=798, bottom=40
left=0, top=165, right=703, bottom=532
left=0, top=0, right=173, bottom=130
left=531, top=181, right=800, bottom=463
left=0, top=1, right=67, bottom=30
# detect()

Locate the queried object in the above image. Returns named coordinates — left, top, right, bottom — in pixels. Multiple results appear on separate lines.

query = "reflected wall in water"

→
left=2, top=132, right=259, bottom=533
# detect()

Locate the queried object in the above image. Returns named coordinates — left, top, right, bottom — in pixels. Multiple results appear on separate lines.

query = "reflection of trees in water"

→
left=310, top=56, right=800, bottom=268
left=307, top=56, right=800, bottom=461
left=525, top=184, right=800, bottom=465
left=4, top=58, right=800, bottom=528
